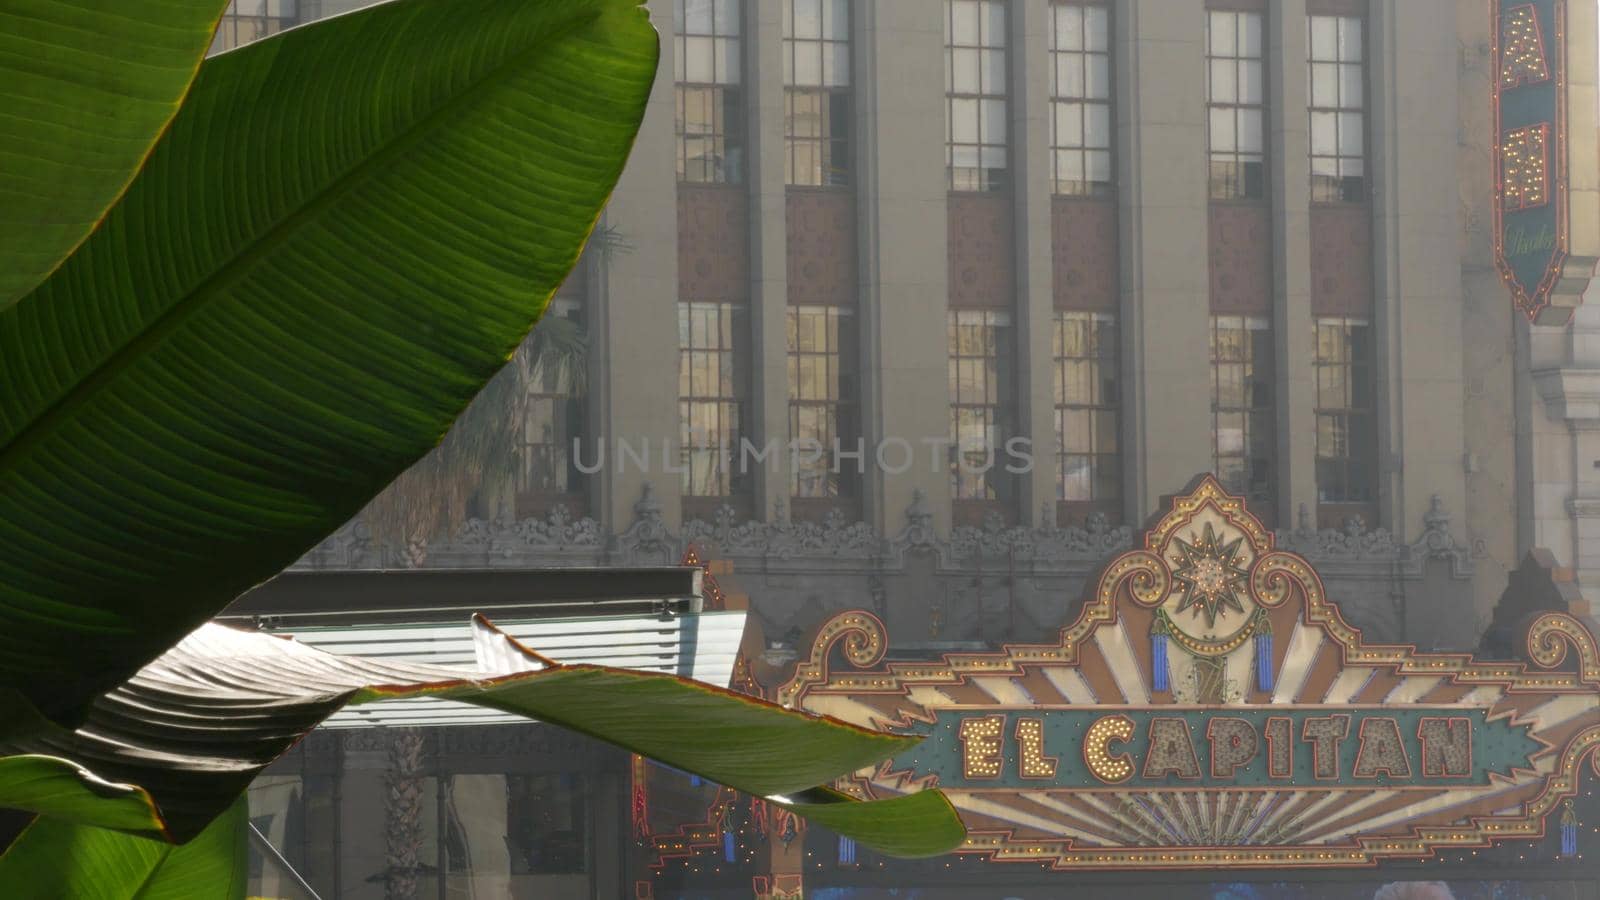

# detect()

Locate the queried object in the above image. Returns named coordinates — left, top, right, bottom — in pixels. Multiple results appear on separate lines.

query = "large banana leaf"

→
left=0, top=796, right=247, bottom=900
left=0, top=0, right=657, bottom=722
left=0, top=0, right=232, bottom=307
left=0, top=618, right=965, bottom=857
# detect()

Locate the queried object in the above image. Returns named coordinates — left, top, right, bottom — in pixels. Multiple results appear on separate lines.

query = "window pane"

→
left=1310, top=16, right=1337, bottom=60
left=1238, top=13, right=1262, bottom=57
left=1340, top=63, right=1364, bottom=108
left=951, top=0, right=980, bottom=44
left=1338, top=17, right=1363, bottom=61
left=1237, top=108, right=1263, bottom=153
left=825, top=42, right=849, bottom=86
left=793, top=0, right=821, bottom=39
left=1085, top=103, right=1110, bottom=148
left=1055, top=101, right=1083, bottom=147
left=1056, top=5, right=1083, bottom=51
left=796, top=42, right=822, bottom=84
left=981, top=98, right=1007, bottom=143
left=1210, top=108, right=1235, bottom=152
left=951, top=97, right=979, bottom=142
left=1086, top=149, right=1112, bottom=184
left=714, top=0, right=738, bottom=34
left=981, top=48, right=1007, bottom=94
left=1311, top=63, right=1338, bottom=107
left=684, top=0, right=713, bottom=34
left=1085, top=6, right=1109, bottom=51
left=685, top=36, right=714, bottom=82
left=1311, top=111, right=1337, bottom=155
left=1209, top=59, right=1237, bottom=104
left=718, top=37, right=741, bottom=84
left=1237, top=60, right=1262, bottom=104
left=952, top=47, right=979, bottom=92
left=1339, top=112, right=1363, bottom=155
left=983, top=1, right=1006, bottom=47
left=1208, top=12, right=1236, bottom=56
left=1057, top=55, right=1085, bottom=98
left=827, top=0, right=850, bottom=40
left=1056, top=149, right=1084, bottom=184
left=1085, top=54, right=1110, bottom=99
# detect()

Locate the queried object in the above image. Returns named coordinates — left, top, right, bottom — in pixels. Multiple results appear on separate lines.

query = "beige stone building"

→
left=222, top=0, right=1600, bottom=656
left=214, top=1, right=1600, bottom=896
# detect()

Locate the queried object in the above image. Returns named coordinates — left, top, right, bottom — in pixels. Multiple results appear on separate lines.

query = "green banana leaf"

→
left=0, top=0, right=658, bottom=723
left=0, top=617, right=965, bottom=858
left=0, top=0, right=232, bottom=307
left=0, top=796, right=247, bottom=900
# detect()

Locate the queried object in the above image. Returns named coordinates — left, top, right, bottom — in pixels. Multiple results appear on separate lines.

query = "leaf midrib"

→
left=0, top=5, right=602, bottom=487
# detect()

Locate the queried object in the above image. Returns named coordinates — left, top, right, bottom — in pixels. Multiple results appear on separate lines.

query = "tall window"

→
left=1313, top=319, right=1376, bottom=518
left=1054, top=312, right=1119, bottom=512
left=211, top=0, right=297, bottom=53
left=949, top=310, right=1015, bottom=503
left=1048, top=2, right=1112, bottom=196
left=675, top=0, right=744, bottom=183
left=1205, top=10, right=1266, bottom=200
left=517, top=303, right=587, bottom=508
left=679, top=302, right=748, bottom=497
left=1211, top=316, right=1275, bottom=510
left=946, top=0, right=1009, bottom=191
left=783, top=0, right=851, bottom=186
left=788, top=307, right=858, bottom=498
left=1308, top=15, right=1365, bottom=203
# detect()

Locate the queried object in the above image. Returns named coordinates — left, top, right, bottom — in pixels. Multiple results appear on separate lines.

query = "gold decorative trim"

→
left=776, top=475, right=1600, bottom=870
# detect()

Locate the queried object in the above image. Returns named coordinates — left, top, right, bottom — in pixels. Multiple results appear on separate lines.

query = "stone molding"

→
left=292, top=484, right=1473, bottom=579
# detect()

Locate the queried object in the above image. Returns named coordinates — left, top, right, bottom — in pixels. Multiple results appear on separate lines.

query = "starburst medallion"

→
left=1169, top=522, right=1249, bottom=627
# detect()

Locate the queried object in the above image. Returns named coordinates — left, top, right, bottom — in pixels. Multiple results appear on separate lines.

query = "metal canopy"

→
left=222, top=566, right=742, bottom=729
left=223, top=566, right=706, bottom=624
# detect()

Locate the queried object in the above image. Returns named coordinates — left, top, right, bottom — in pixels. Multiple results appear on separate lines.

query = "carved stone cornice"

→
left=290, top=484, right=1468, bottom=580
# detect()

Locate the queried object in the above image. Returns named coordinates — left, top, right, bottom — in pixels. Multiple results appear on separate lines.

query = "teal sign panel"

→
left=1494, top=0, right=1569, bottom=319
left=892, top=708, right=1544, bottom=790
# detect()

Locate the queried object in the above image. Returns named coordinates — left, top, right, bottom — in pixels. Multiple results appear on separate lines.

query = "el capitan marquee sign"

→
left=779, top=478, right=1600, bottom=870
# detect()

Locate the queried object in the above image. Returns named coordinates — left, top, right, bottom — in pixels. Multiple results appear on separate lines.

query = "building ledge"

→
left=1533, top=366, right=1600, bottom=422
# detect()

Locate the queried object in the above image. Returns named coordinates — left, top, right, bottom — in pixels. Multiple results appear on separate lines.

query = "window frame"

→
left=1210, top=314, right=1277, bottom=514
left=949, top=308, right=1017, bottom=506
left=945, top=0, right=1012, bottom=193
left=515, top=300, right=589, bottom=514
left=783, top=0, right=852, bottom=187
left=678, top=301, right=750, bottom=498
left=1307, top=13, right=1369, bottom=204
left=675, top=0, right=746, bottom=184
left=1311, top=316, right=1378, bottom=522
left=1048, top=1, right=1114, bottom=197
left=1204, top=8, right=1269, bottom=201
left=787, top=305, right=859, bottom=500
left=1053, top=311, right=1120, bottom=516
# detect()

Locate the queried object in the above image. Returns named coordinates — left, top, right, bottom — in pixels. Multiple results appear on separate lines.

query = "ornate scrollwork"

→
left=1098, top=550, right=1169, bottom=608
left=1248, top=551, right=1316, bottom=609
left=1527, top=613, right=1600, bottom=685
left=778, top=611, right=888, bottom=706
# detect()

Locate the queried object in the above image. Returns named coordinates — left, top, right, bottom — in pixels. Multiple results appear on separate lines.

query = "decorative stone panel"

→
left=786, top=190, right=856, bottom=306
left=948, top=193, right=1014, bottom=309
left=1051, top=197, right=1118, bottom=311
left=677, top=185, right=748, bottom=302
left=1310, top=204, right=1373, bottom=316
left=1208, top=204, right=1272, bottom=315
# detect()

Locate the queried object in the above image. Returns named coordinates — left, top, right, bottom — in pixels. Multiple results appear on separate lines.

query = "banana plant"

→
left=0, top=0, right=963, bottom=894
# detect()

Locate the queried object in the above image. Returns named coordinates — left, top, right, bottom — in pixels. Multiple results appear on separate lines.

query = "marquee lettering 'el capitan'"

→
left=779, top=477, right=1600, bottom=870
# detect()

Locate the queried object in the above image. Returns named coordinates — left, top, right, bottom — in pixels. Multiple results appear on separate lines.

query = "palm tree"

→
left=360, top=225, right=628, bottom=552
